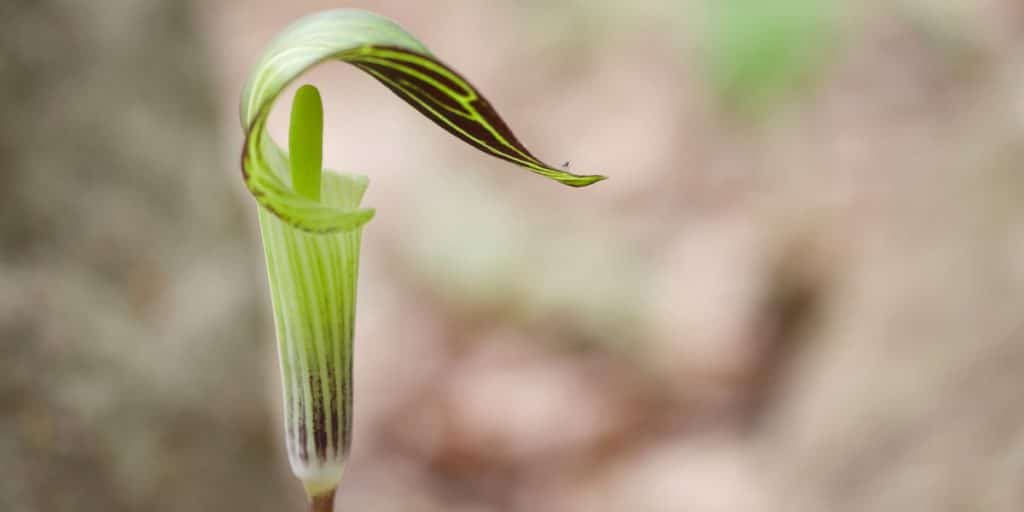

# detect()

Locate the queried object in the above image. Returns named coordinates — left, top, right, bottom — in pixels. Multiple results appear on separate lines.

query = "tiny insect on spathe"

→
left=562, top=160, right=571, bottom=169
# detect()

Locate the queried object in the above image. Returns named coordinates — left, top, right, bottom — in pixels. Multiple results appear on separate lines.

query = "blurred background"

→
left=3, top=1, right=1024, bottom=511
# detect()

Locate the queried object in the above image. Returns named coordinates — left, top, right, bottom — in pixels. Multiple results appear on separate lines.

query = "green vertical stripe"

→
left=257, top=171, right=368, bottom=491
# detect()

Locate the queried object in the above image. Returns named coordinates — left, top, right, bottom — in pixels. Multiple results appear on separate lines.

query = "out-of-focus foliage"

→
left=704, top=0, right=839, bottom=118
left=401, top=173, right=652, bottom=348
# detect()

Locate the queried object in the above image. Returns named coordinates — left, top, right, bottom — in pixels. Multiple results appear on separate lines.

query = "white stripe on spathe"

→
left=257, top=169, right=368, bottom=497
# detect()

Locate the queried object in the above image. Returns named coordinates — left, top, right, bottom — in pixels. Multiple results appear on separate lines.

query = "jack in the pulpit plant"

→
left=238, top=9, right=605, bottom=511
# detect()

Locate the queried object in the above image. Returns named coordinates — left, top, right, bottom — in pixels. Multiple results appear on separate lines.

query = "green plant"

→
left=239, top=9, right=604, bottom=511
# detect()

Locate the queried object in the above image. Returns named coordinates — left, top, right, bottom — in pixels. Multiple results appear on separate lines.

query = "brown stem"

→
left=309, top=488, right=336, bottom=512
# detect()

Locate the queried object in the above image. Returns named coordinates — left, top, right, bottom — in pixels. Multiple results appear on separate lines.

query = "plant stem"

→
left=309, top=488, right=336, bottom=512
left=289, top=84, right=323, bottom=201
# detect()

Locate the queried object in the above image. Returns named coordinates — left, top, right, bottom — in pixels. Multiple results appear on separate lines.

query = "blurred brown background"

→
left=3, top=1, right=1024, bottom=511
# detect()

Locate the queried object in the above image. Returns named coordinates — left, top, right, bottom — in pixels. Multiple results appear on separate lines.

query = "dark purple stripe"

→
left=356, top=64, right=543, bottom=171
left=353, top=47, right=547, bottom=165
left=310, top=373, right=328, bottom=460
left=354, top=59, right=469, bottom=115
left=342, top=321, right=354, bottom=455
left=296, top=379, right=308, bottom=462
left=374, top=46, right=472, bottom=96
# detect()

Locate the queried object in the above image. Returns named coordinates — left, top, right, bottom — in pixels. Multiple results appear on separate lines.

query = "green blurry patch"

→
left=705, top=0, right=839, bottom=119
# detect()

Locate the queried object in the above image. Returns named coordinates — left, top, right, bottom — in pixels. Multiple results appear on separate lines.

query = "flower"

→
left=239, top=9, right=604, bottom=510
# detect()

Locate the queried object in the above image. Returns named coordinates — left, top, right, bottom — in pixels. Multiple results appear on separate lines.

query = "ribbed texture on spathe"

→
left=257, top=172, right=367, bottom=491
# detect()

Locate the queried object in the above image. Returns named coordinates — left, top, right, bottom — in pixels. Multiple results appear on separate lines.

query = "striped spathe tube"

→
left=257, top=172, right=366, bottom=499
